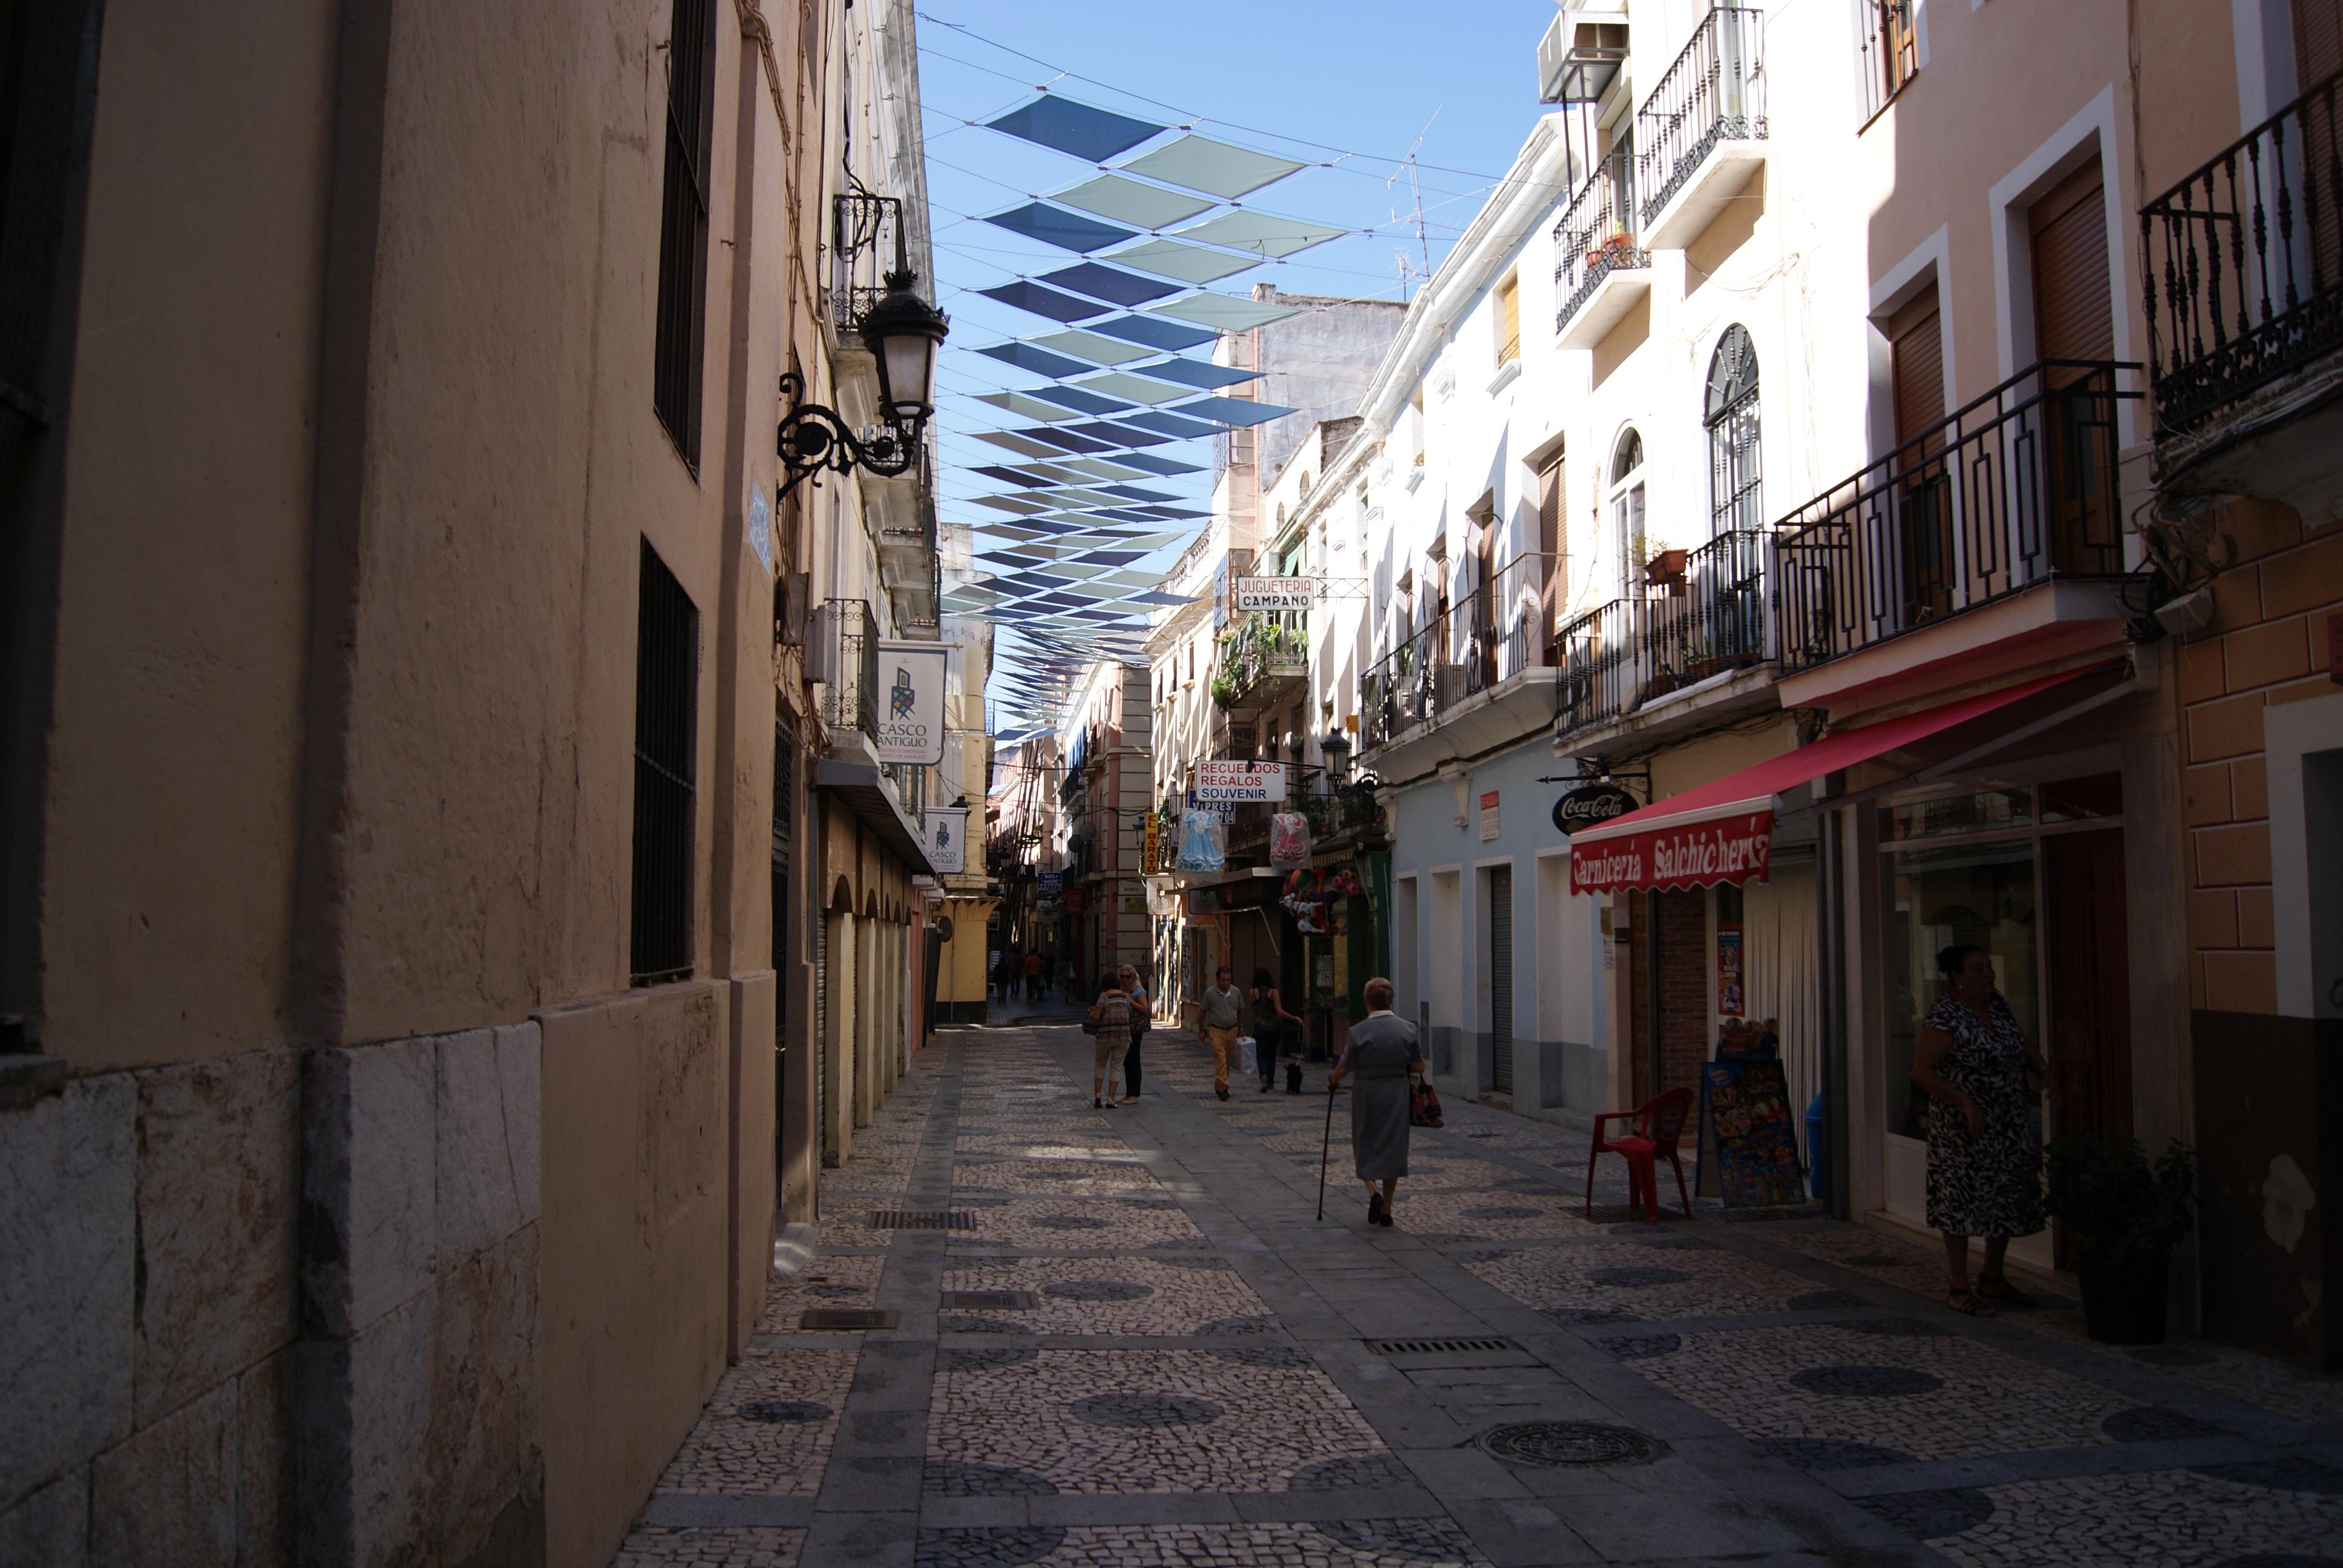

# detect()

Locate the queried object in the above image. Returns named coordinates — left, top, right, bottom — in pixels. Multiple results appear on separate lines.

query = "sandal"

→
left=1945, top=1289, right=1995, bottom=1317
left=1975, top=1275, right=2034, bottom=1307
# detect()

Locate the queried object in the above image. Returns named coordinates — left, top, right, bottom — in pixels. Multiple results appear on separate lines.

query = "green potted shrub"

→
left=2043, top=1132, right=2197, bottom=1345
left=1209, top=675, right=1236, bottom=710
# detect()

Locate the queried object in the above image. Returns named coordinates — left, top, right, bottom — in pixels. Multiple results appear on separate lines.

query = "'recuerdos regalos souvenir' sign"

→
left=874, top=642, right=950, bottom=765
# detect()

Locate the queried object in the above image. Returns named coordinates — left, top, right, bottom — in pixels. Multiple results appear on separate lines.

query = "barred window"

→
left=1705, top=325, right=1762, bottom=538
left=652, top=0, right=716, bottom=469
left=631, top=541, right=700, bottom=984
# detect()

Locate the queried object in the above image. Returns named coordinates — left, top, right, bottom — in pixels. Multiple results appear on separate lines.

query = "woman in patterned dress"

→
left=1911, top=944, right=2051, bottom=1316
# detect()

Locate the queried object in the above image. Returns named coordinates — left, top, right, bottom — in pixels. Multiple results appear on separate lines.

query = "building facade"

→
left=0, top=0, right=966, bottom=1561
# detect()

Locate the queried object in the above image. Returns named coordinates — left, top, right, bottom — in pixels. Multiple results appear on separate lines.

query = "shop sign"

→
left=1715, top=924, right=1744, bottom=1016
left=1552, top=783, right=1639, bottom=836
left=1195, top=760, right=1286, bottom=803
left=1570, top=809, right=1772, bottom=895
left=923, top=807, right=968, bottom=875
left=872, top=642, right=950, bottom=765
left=1037, top=871, right=1063, bottom=893
left=1233, top=576, right=1314, bottom=612
left=1141, top=811, right=1161, bottom=872
left=1478, top=789, right=1501, bottom=841
left=1064, top=886, right=1086, bottom=915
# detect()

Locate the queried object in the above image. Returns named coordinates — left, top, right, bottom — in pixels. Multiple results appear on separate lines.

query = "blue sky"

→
left=914, top=2, right=1563, bottom=725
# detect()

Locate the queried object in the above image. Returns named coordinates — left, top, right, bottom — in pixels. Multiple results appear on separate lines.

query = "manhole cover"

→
left=1070, top=1393, right=1223, bottom=1429
left=1478, top=1421, right=1660, bottom=1467
left=872, top=1210, right=975, bottom=1230
left=739, top=1400, right=832, bottom=1423
left=1366, top=1336, right=1519, bottom=1356
left=1044, top=1279, right=1152, bottom=1302
left=1789, top=1364, right=1944, bottom=1398
left=1587, top=1266, right=1692, bottom=1287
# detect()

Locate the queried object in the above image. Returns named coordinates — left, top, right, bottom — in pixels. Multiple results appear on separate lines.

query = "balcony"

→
left=1553, top=528, right=1774, bottom=743
left=1360, top=554, right=1564, bottom=773
left=1555, top=148, right=1652, bottom=349
left=2142, top=64, right=2343, bottom=472
left=1634, top=5, right=1767, bottom=250
left=1772, top=362, right=2143, bottom=711
left=812, top=597, right=880, bottom=748
left=1215, top=612, right=1309, bottom=715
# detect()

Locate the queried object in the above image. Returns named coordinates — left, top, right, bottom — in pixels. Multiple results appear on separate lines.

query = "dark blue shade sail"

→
left=1089, top=314, right=1219, bottom=351
left=972, top=465, right=1063, bottom=486
left=1099, top=484, right=1177, bottom=502
left=1129, top=357, right=1262, bottom=390
left=1021, top=385, right=1135, bottom=416
left=976, top=280, right=1109, bottom=323
left=974, top=342, right=1098, bottom=379
left=1017, top=426, right=1119, bottom=453
left=1175, top=396, right=1297, bottom=426
left=1076, top=549, right=1149, bottom=566
left=1061, top=420, right=1174, bottom=447
left=985, top=96, right=1165, bottom=162
left=1037, top=263, right=1182, bottom=307
left=1117, top=409, right=1226, bottom=438
left=1102, top=451, right=1203, bottom=476
left=981, top=203, right=1138, bottom=253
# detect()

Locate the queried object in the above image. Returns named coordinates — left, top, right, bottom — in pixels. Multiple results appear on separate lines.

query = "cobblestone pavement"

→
left=618, top=1025, right=2343, bottom=1567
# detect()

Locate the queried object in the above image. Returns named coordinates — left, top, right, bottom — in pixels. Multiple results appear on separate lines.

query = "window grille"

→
left=652, top=0, right=716, bottom=470
left=1855, top=0, right=1919, bottom=126
left=1705, top=325, right=1763, bottom=539
left=631, top=541, right=700, bottom=984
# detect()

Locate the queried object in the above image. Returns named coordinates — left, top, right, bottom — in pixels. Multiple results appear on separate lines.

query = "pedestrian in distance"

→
left=1911, top=943, right=2051, bottom=1317
left=1087, top=974, right=1133, bottom=1109
left=1325, top=978, right=1426, bottom=1228
left=1024, top=949, right=1044, bottom=1002
left=1121, top=965, right=1150, bottom=1102
left=1250, top=967, right=1303, bottom=1093
left=1198, top=966, right=1245, bottom=1101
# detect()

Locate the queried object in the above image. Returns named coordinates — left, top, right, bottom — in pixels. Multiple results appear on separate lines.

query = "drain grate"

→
left=798, top=1308, right=900, bottom=1331
left=1478, top=1420, right=1660, bottom=1467
left=1366, top=1336, right=1519, bottom=1356
left=870, top=1210, right=975, bottom=1230
left=943, top=1290, right=1035, bottom=1310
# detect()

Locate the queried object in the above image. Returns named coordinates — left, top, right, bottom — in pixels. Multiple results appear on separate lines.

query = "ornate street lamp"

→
left=776, top=235, right=949, bottom=500
left=1320, top=730, right=1352, bottom=789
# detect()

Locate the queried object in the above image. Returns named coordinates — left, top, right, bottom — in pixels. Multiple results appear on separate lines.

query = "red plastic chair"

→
left=1584, top=1087, right=1695, bottom=1220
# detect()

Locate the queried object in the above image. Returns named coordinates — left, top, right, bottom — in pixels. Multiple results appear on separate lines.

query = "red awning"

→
left=1568, top=668, right=2096, bottom=895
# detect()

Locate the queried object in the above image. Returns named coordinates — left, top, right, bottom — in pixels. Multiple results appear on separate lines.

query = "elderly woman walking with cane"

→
left=1323, top=978, right=1426, bottom=1227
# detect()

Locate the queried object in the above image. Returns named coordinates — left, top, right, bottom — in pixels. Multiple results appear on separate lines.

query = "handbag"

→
left=1408, top=1072, right=1444, bottom=1128
left=1080, top=1014, right=1099, bottom=1036
left=1237, top=1036, right=1257, bottom=1076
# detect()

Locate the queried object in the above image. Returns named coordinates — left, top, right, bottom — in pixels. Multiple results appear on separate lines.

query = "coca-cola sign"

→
left=1552, top=783, right=1638, bottom=836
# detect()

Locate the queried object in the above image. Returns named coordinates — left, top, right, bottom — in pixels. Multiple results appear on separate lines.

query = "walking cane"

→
left=1316, top=1074, right=1336, bottom=1221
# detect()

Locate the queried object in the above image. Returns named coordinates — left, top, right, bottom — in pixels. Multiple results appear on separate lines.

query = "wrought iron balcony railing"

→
left=1773, top=361, right=2140, bottom=674
left=813, top=598, right=879, bottom=738
left=1551, top=529, right=1774, bottom=739
left=2141, top=64, right=2343, bottom=441
left=1554, top=148, right=1650, bottom=336
left=1635, top=5, right=1766, bottom=227
left=829, top=189, right=903, bottom=331
left=1217, top=610, right=1309, bottom=708
left=1360, top=554, right=1560, bottom=750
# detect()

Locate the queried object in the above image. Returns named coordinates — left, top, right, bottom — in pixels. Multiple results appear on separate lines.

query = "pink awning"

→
left=1568, top=667, right=2097, bottom=895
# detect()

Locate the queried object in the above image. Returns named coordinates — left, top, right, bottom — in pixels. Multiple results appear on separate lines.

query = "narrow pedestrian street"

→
left=616, top=1027, right=2343, bottom=1568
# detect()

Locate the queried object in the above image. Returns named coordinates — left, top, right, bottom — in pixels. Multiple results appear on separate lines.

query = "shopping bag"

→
left=1408, top=1073, right=1444, bottom=1128
left=1236, top=1036, right=1257, bottom=1077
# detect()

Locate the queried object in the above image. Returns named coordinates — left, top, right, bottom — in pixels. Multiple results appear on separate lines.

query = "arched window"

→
left=1705, top=324, right=1761, bottom=537
left=1609, top=426, right=1646, bottom=593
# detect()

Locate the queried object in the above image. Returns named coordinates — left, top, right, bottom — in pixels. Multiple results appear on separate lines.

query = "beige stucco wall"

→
left=41, top=0, right=338, bottom=1074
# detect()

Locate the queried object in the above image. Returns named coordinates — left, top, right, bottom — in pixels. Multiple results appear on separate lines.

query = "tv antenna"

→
left=1387, top=106, right=1441, bottom=299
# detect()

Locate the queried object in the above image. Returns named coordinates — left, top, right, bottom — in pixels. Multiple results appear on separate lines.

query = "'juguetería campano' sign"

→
left=1570, top=809, right=1773, bottom=895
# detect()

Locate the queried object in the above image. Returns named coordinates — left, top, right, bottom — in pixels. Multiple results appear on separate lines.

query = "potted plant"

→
left=2043, top=1132, right=2197, bottom=1345
left=1210, top=675, right=1236, bottom=710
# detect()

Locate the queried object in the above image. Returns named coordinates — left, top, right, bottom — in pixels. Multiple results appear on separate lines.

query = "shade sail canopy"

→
left=985, top=97, right=1165, bottom=161
left=1118, top=133, right=1306, bottom=197
left=1105, top=238, right=1259, bottom=284
left=1173, top=395, right=1296, bottom=426
left=981, top=203, right=1139, bottom=253
left=974, top=391, right=1083, bottom=421
left=1128, top=356, right=1260, bottom=390
left=1029, top=328, right=1156, bottom=365
left=1174, top=209, right=1344, bottom=258
left=976, top=279, right=1109, bottom=322
left=1568, top=667, right=2104, bottom=895
left=1051, top=174, right=1217, bottom=229
left=1090, top=313, right=1220, bottom=351
left=974, top=342, right=1096, bottom=379
left=1152, top=294, right=1300, bottom=331
left=1075, top=371, right=1194, bottom=404
left=1038, top=262, right=1182, bottom=306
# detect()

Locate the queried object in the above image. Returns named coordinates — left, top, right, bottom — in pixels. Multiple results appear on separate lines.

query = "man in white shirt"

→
left=1198, top=966, right=1245, bottom=1102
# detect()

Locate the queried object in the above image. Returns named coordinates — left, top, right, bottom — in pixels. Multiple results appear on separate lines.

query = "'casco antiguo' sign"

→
left=1552, top=783, right=1638, bottom=836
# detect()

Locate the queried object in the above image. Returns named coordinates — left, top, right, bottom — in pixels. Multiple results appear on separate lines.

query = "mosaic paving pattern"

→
left=941, top=1193, right=1206, bottom=1250
left=649, top=1348, right=857, bottom=1494
left=612, top=1526, right=804, bottom=1566
left=1624, top=1322, right=2136, bottom=1460
left=1901, top=1466, right=2343, bottom=1566
left=1464, top=1238, right=1826, bottom=1320
left=915, top=1521, right=1487, bottom=1567
left=939, top=1254, right=1269, bottom=1335
left=1391, top=1185, right=1601, bottom=1241
left=929, top=1348, right=1385, bottom=1493
left=756, top=1252, right=887, bottom=1332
